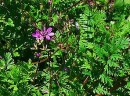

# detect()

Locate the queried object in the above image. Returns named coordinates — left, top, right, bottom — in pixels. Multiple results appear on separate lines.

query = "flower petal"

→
left=43, top=27, right=46, bottom=32
left=36, top=29, right=40, bottom=33
left=46, top=35, right=51, bottom=40
left=48, top=32, right=54, bottom=36
left=46, top=27, right=52, bottom=33
left=41, top=27, right=47, bottom=35
left=32, top=29, right=40, bottom=37
left=39, top=36, right=44, bottom=40
left=40, top=30, right=44, bottom=35
left=32, top=33, right=38, bottom=37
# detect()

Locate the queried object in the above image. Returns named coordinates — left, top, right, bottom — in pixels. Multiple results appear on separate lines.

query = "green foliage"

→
left=0, top=0, right=130, bottom=96
left=0, top=53, right=38, bottom=96
left=77, top=2, right=130, bottom=95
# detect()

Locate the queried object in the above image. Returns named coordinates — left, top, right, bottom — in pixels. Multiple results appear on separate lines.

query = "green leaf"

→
left=118, top=38, right=130, bottom=49
left=127, top=16, right=130, bottom=21
left=0, top=59, right=5, bottom=68
left=107, top=60, right=119, bottom=67
left=81, top=59, right=91, bottom=69
left=37, top=22, right=42, bottom=30
left=5, top=18, right=14, bottom=27
left=114, top=0, right=124, bottom=7
left=110, top=54, right=123, bottom=61
left=4, top=52, right=14, bottom=65
left=13, top=52, right=20, bottom=57
left=99, top=73, right=113, bottom=87
left=124, top=0, right=130, bottom=4
left=9, top=85, right=18, bottom=91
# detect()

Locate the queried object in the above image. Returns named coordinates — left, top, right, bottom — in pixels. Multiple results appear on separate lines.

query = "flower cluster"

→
left=32, top=27, right=54, bottom=41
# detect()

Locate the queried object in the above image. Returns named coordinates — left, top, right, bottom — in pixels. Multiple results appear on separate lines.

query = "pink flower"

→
left=40, top=27, right=54, bottom=40
left=43, top=90, right=48, bottom=94
left=48, top=0, right=52, bottom=5
left=32, top=27, right=54, bottom=41
left=32, top=29, right=44, bottom=40
left=35, top=53, right=40, bottom=57
left=64, top=67, right=68, bottom=71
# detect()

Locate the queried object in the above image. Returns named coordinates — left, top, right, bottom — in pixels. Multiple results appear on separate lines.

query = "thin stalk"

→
left=33, top=58, right=40, bottom=84
left=48, top=51, right=52, bottom=96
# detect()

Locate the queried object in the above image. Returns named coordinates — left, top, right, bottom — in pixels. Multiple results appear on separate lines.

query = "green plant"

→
left=0, top=0, right=130, bottom=96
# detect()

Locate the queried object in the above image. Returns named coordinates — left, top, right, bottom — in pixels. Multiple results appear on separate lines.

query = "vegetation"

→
left=0, top=0, right=130, bottom=95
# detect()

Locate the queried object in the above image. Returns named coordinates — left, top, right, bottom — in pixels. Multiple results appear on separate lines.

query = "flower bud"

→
left=75, top=22, right=79, bottom=30
left=40, top=3, right=43, bottom=10
left=1, top=2, right=4, bottom=6
left=21, top=16, right=25, bottom=22
left=43, top=90, right=48, bottom=94
left=35, top=53, right=40, bottom=57
left=0, top=56, right=2, bottom=59
left=48, top=0, right=52, bottom=5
